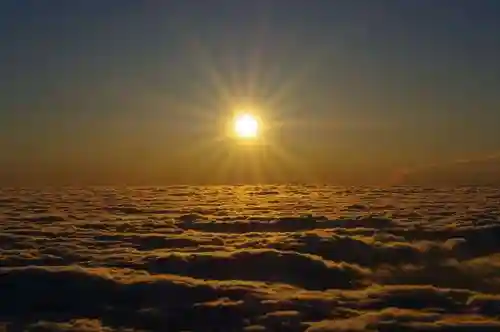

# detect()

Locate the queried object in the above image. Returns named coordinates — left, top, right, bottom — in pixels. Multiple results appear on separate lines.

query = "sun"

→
left=233, top=113, right=259, bottom=139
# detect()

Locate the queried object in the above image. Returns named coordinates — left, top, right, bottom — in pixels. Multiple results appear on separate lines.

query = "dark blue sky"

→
left=1, top=0, right=500, bottom=184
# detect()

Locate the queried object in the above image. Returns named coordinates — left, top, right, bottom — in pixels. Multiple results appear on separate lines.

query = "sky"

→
left=1, top=0, right=500, bottom=185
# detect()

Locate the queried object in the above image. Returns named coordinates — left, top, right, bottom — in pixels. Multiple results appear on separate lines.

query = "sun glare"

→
left=234, top=113, right=259, bottom=139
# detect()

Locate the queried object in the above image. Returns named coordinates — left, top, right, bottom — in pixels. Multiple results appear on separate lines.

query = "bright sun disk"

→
left=234, top=113, right=259, bottom=139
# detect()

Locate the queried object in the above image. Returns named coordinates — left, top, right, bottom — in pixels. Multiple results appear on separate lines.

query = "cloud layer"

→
left=1, top=185, right=500, bottom=331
